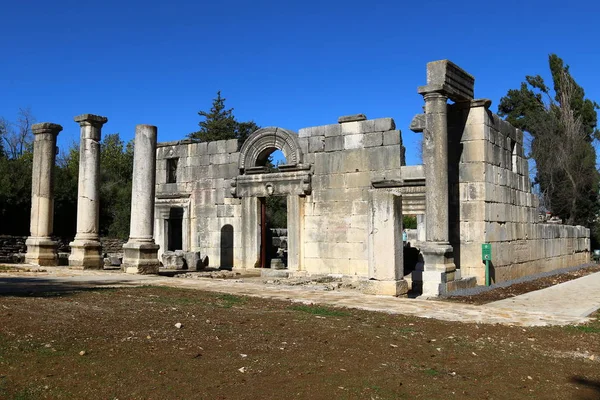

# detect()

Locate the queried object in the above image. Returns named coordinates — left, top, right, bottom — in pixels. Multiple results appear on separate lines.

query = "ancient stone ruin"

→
left=24, top=59, right=590, bottom=297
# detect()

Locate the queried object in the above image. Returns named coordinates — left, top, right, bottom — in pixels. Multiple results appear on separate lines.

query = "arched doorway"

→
left=233, top=127, right=311, bottom=272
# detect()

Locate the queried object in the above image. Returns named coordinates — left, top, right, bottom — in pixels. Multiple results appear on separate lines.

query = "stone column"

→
left=25, top=123, right=62, bottom=266
left=416, top=91, right=456, bottom=296
left=423, top=92, right=449, bottom=243
left=123, top=125, right=160, bottom=274
left=364, top=190, right=408, bottom=296
left=69, top=114, right=107, bottom=269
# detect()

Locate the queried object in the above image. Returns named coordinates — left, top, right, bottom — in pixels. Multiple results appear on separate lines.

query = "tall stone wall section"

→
left=449, top=101, right=590, bottom=283
left=155, top=139, right=242, bottom=268
left=298, top=117, right=405, bottom=276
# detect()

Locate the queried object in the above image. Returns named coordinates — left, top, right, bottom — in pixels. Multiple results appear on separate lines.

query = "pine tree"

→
left=498, top=54, right=600, bottom=229
left=188, top=91, right=259, bottom=144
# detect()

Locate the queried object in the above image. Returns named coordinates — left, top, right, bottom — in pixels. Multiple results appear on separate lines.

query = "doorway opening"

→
left=259, top=196, right=288, bottom=269
left=167, top=207, right=183, bottom=251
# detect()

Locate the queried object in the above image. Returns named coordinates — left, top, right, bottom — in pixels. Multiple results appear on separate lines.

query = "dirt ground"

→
left=444, top=264, right=600, bottom=304
left=1, top=284, right=599, bottom=400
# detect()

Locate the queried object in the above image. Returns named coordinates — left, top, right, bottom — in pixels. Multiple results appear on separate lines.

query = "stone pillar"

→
left=239, top=197, right=260, bottom=269
left=416, top=91, right=456, bottom=296
left=286, top=195, right=304, bottom=272
left=123, top=125, right=160, bottom=274
left=423, top=92, right=450, bottom=243
left=25, top=123, right=62, bottom=266
left=364, top=190, right=408, bottom=296
left=69, top=114, right=107, bottom=269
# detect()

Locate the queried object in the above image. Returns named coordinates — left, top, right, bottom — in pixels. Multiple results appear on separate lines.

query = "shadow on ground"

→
left=0, top=276, right=145, bottom=297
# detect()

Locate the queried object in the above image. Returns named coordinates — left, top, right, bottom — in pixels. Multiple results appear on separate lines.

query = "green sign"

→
left=482, top=243, right=492, bottom=261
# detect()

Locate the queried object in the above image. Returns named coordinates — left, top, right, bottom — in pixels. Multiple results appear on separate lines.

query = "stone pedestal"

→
left=25, top=122, right=62, bottom=266
left=365, top=190, right=408, bottom=296
left=69, top=114, right=107, bottom=269
left=417, top=243, right=456, bottom=297
left=122, top=125, right=160, bottom=274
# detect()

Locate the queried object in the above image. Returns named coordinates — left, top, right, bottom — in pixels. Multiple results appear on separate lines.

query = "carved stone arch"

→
left=238, top=127, right=303, bottom=172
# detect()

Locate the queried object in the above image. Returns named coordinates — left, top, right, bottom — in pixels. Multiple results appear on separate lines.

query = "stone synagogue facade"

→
left=152, top=60, right=590, bottom=296
left=24, top=60, right=590, bottom=297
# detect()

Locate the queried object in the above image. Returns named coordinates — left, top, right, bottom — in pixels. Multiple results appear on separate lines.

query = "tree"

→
left=0, top=108, right=35, bottom=235
left=0, top=107, right=35, bottom=159
left=498, top=54, right=600, bottom=228
left=188, top=91, right=259, bottom=144
left=99, top=134, right=134, bottom=239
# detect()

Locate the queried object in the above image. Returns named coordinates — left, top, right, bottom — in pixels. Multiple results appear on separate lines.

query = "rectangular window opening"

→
left=167, top=158, right=178, bottom=183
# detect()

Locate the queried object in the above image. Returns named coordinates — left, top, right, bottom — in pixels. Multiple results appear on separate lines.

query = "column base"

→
left=360, top=279, right=409, bottom=296
left=68, top=239, right=103, bottom=269
left=122, top=241, right=160, bottom=274
left=417, top=243, right=457, bottom=297
left=25, top=237, right=58, bottom=266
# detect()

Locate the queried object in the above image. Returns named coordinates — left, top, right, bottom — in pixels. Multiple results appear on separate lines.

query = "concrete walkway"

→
left=1, top=267, right=599, bottom=327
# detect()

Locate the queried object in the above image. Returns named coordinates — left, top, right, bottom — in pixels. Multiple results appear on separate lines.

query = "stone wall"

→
left=155, top=138, right=242, bottom=268
left=298, top=116, right=405, bottom=276
left=449, top=101, right=590, bottom=283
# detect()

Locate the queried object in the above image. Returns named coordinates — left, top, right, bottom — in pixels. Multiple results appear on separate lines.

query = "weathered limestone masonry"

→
left=154, top=59, right=589, bottom=296
left=411, top=60, right=590, bottom=290
left=69, top=114, right=107, bottom=269
left=155, top=138, right=241, bottom=268
left=297, top=114, right=407, bottom=295
left=447, top=99, right=590, bottom=283
left=154, top=118, right=410, bottom=294
left=123, top=125, right=161, bottom=274
left=25, top=122, right=62, bottom=266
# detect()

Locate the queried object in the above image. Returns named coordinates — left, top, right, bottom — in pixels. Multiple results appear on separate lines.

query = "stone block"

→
left=226, top=139, right=239, bottom=153
left=459, top=182, right=486, bottom=201
left=299, top=124, right=341, bottom=138
left=324, top=135, right=343, bottom=152
left=338, top=114, right=367, bottom=123
left=364, top=132, right=383, bottom=147
left=309, top=136, right=325, bottom=153
left=460, top=201, right=485, bottom=221
left=460, top=140, right=486, bottom=163
left=342, top=150, right=368, bottom=172
left=209, top=153, right=229, bottom=165
left=383, top=130, right=401, bottom=145
left=344, top=134, right=364, bottom=150
left=345, top=172, right=370, bottom=188
left=360, top=279, right=408, bottom=296
left=314, top=152, right=342, bottom=175
left=161, top=250, right=186, bottom=270
left=459, top=163, right=485, bottom=182
left=207, top=141, right=218, bottom=154
left=367, top=146, right=401, bottom=171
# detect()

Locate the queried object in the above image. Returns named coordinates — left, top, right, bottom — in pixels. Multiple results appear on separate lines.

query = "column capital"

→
left=420, top=90, right=448, bottom=102
left=32, top=122, right=63, bottom=136
left=74, top=114, right=108, bottom=128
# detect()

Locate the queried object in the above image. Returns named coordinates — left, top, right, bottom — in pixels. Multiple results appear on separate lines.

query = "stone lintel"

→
left=156, top=192, right=191, bottom=200
left=371, top=179, right=404, bottom=188
left=32, top=123, right=63, bottom=135
left=409, top=113, right=425, bottom=133
left=74, top=114, right=108, bottom=127
left=421, top=60, right=475, bottom=102
left=338, top=114, right=367, bottom=123
left=235, top=170, right=311, bottom=197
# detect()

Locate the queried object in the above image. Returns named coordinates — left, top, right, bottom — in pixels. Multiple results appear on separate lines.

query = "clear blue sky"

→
left=1, top=0, right=598, bottom=166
